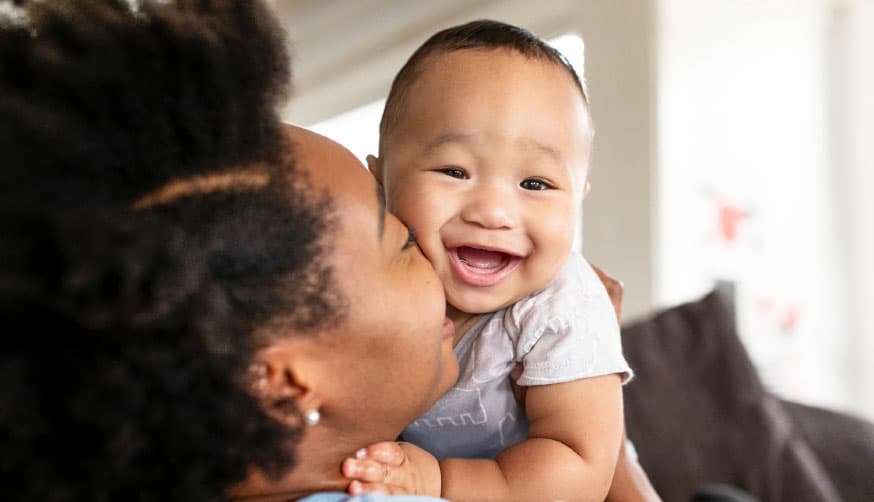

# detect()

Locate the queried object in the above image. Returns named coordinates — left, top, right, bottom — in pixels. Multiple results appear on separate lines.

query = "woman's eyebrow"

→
left=375, top=182, right=387, bottom=241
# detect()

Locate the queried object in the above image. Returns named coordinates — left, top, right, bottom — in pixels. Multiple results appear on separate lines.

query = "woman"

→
left=226, top=124, right=460, bottom=500
left=0, top=1, right=658, bottom=500
left=1, top=1, right=454, bottom=499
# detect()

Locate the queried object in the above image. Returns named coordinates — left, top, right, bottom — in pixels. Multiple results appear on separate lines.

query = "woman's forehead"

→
left=287, top=126, right=368, bottom=185
left=285, top=125, right=380, bottom=232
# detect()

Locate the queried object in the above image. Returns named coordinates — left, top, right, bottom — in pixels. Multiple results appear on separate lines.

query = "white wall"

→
left=656, top=0, right=856, bottom=411
left=568, top=1, right=658, bottom=322
left=654, top=0, right=872, bottom=419
left=845, top=0, right=874, bottom=419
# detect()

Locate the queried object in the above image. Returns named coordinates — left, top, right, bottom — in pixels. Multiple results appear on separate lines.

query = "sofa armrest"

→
left=781, top=399, right=874, bottom=502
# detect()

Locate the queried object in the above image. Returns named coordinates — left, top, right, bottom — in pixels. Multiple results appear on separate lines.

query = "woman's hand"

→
left=591, top=263, right=624, bottom=323
left=343, top=441, right=441, bottom=497
left=588, top=264, right=663, bottom=501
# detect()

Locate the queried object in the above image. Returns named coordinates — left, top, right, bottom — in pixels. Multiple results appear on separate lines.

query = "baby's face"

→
left=377, top=49, right=592, bottom=314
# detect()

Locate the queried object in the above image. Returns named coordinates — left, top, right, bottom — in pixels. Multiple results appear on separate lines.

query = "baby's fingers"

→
left=349, top=480, right=409, bottom=496
left=342, top=457, right=394, bottom=484
left=355, top=441, right=406, bottom=466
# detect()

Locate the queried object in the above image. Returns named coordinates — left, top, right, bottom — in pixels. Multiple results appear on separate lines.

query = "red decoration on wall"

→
left=755, top=295, right=804, bottom=338
left=780, top=304, right=803, bottom=333
left=717, top=199, right=749, bottom=244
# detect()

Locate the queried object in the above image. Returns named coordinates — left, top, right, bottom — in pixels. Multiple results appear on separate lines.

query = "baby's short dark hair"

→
left=378, top=19, right=589, bottom=154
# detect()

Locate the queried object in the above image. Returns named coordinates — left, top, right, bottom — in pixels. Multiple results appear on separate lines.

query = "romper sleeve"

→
left=505, top=253, right=634, bottom=386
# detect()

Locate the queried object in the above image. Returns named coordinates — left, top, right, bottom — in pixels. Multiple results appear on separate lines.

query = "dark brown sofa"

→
left=621, top=289, right=874, bottom=502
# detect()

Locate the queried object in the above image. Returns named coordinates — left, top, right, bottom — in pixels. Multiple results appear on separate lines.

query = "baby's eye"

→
left=520, top=178, right=552, bottom=191
left=438, top=167, right=467, bottom=179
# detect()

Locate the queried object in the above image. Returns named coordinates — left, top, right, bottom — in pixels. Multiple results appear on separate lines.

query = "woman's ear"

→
left=250, top=345, right=323, bottom=428
left=366, top=154, right=384, bottom=186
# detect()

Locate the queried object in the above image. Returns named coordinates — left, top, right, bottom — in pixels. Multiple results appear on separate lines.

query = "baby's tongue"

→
left=457, top=246, right=507, bottom=270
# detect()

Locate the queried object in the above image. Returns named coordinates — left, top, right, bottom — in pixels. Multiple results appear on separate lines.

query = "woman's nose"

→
left=459, top=187, right=516, bottom=230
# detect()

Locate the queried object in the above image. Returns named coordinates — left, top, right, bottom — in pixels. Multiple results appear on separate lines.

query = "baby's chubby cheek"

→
left=382, top=174, right=430, bottom=220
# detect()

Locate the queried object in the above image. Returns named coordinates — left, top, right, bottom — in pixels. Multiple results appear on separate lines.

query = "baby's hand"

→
left=343, top=441, right=441, bottom=497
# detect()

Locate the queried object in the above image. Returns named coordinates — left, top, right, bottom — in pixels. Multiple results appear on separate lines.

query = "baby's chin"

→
left=446, top=288, right=524, bottom=316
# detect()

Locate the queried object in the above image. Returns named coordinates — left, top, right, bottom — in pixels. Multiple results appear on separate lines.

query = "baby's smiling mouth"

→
left=457, top=247, right=512, bottom=269
left=449, top=246, right=522, bottom=287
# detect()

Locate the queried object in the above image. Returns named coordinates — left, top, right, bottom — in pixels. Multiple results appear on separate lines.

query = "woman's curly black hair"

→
left=0, top=1, right=343, bottom=500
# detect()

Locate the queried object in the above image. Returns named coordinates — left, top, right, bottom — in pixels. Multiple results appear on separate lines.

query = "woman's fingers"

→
left=509, top=362, right=528, bottom=404
left=591, top=263, right=624, bottom=322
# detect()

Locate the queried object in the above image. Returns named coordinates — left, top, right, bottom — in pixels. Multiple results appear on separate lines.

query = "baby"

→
left=344, top=20, right=632, bottom=501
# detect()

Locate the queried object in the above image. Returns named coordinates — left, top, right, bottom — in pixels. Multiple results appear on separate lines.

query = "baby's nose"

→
left=460, top=188, right=516, bottom=230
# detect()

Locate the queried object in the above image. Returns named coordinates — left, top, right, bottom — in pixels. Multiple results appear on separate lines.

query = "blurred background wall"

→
left=269, top=0, right=873, bottom=421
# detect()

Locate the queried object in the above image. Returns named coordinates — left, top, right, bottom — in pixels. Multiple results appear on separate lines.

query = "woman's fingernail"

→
left=356, top=448, right=367, bottom=459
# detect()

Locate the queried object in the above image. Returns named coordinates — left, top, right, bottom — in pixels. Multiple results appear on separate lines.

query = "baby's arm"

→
left=346, top=374, right=624, bottom=501
left=605, top=435, right=663, bottom=502
left=439, top=373, right=623, bottom=502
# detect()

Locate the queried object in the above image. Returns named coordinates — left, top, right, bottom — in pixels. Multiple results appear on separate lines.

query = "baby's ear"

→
left=366, top=154, right=384, bottom=186
left=582, top=180, right=592, bottom=200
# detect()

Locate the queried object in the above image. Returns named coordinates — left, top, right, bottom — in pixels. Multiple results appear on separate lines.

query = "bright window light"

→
left=309, top=98, right=386, bottom=166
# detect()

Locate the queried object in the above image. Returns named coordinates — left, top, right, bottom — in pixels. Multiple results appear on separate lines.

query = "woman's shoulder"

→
left=299, top=493, right=448, bottom=502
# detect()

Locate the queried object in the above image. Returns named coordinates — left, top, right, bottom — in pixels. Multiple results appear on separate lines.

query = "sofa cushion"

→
left=782, top=399, right=874, bottom=502
left=621, top=289, right=841, bottom=502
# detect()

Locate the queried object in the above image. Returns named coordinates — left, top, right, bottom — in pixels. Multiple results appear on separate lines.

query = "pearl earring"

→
left=304, top=408, right=320, bottom=426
